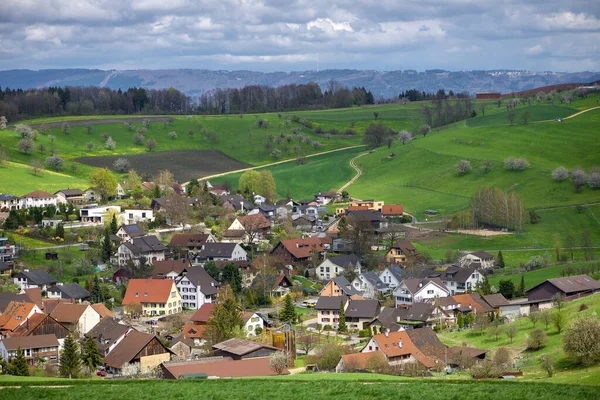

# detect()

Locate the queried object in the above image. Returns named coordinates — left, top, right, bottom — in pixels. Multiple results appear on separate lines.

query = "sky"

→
left=0, top=0, right=599, bottom=72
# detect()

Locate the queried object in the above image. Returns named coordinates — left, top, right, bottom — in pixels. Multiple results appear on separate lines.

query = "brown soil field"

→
left=76, top=149, right=250, bottom=182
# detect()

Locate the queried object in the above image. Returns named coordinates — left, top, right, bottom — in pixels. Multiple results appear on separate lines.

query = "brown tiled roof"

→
left=371, top=331, right=436, bottom=368
left=1, top=334, right=59, bottom=350
left=41, top=299, right=70, bottom=314
left=103, top=330, right=168, bottom=368
left=452, top=293, right=494, bottom=314
left=382, top=204, right=404, bottom=216
left=447, top=346, right=488, bottom=359
left=481, top=294, right=509, bottom=308
left=391, top=241, right=419, bottom=256
left=275, top=238, right=327, bottom=259
left=122, top=279, right=175, bottom=305
left=182, top=324, right=206, bottom=339
left=92, top=303, right=114, bottom=319
left=163, top=356, right=289, bottom=379
left=223, top=229, right=245, bottom=238
left=22, top=190, right=54, bottom=199
left=169, top=234, right=211, bottom=248
left=212, top=338, right=279, bottom=356
left=236, top=214, right=271, bottom=230
left=23, top=287, right=43, bottom=308
left=189, top=303, right=215, bottom=323
left=347, top=206, right=369, bottom=211
left=151, top=259, right=192, bottom=278
left=0, top=301, right=37, bottom=332
left=50, top=303, right=88, bottom=324
left=241, top=311, right=257, bottom=324
left=11, top=313, right=64, bottom=337
left=340, top=351, right=385, bottom=370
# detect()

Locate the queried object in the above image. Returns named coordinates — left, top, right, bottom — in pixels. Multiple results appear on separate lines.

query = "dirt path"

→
left=23, top=116, right=172, bottom=129
left=183, top=145, right=366, bottom=185
left=338, top=151, right=369, bottom=193
left=564, top=106, right=600, bottom=119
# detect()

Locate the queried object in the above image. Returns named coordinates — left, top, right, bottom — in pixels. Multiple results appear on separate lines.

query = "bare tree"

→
left=113, top=158, right=131, bottom=173
left=164, top=194, right=191, bottom=228
left=269, top=351, right=288, bottom=375
left=503, top=324, right=518, bottom=344
left=419, top=124, right=431, bottom=137
left=520, top=110, right=531, bottom=125
left=29, top=158, right=44, bottom=176
left=297, top=332, right=318, bottom=355
left=482, top=160, right=492, bottom=173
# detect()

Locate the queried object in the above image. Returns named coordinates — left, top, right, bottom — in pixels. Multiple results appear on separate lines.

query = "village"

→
left=0, top=177, right=599, bottom=380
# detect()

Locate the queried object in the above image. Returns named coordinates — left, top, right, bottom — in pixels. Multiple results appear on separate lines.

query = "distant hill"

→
left=1, top=68, right=598, bottom=99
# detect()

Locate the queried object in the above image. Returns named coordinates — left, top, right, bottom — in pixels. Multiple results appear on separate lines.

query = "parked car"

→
left=146, top=320, right=157, bottom=325
left=97, top=370, right=106, bottom=377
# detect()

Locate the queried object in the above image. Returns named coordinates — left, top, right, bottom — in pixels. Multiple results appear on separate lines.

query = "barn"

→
left=476, top=93, right=501, bottom=100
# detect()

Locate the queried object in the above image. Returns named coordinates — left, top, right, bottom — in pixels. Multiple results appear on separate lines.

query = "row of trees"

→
left=469, top=187, right=525, bottom=231
left=422, top=98, right=475, bottom=128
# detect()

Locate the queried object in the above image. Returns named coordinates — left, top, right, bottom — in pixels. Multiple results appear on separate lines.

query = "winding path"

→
left=337, top=151, right=369, bottom=194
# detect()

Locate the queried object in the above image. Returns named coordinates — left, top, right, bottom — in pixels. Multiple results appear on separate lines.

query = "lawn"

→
left=1, top=375, right=599, bottom=399
left=0, top=162, right=89, bottom=195
left=466, top=105, right=577, bottom=127
left=2, top=231, right=54, bottom=249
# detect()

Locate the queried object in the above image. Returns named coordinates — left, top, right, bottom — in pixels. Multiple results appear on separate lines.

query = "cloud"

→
left=0, top=0, right=598, bottom=72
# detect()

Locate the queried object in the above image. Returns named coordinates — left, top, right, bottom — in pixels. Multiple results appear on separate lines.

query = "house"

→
left=226, top=214, right=271, bottom=243
left=161, top=356, right=289, bottom=379
left=0, top=237, right=17, bottom=264
left=0, top=194, right=22, bottom=211
left=195, top=243, right=248, bottom=264
left=452, top=293, right=494, bottom=315
left=212, top=338, right=279, bottom=360
left=391, top=303, right=451, bottom=330
left=253, top=194, right=266, bottom=205
left=314, top=191, right=340, bottom=205
left=86, top=317, right=134, bottom=356
left=0, top=301, right=43, bottom=337
left=150, top=196, right=198, bottom=212
left=21, top=190, right=57, bottom=209
left=122, top=279, right=182, bottom=316
left=175, top=267, right=219, bottom=309
left=248, top=204, right=276, bottom=222
left=168, top=233, right=216, bottom=256
left=352, top=271, right=389, bottom=299
left=46, top=283, right=91, bottom=302
left=345, top=299, right=381, bottom=330
left=152, top=259, right=192, bottom=279
left=222, top=195, right=254, bottom=212
left=379, top=266, right=406, bottom=289
left=481, top=294, right=510, bottom=313
left=315, top=296, right=347, bottom=329
left=84, top=187, right=101, bottom=202
left=0, top=334, right=60, bottom=366
left=293, top=204, right=319, bottom=219
left=9, top=312, right=68, bottom=341
left=419, top=266, right=483, bottom=295
left=80, top=204, right=122, bottom=223
left=0, top=260, right=14, bottom=276
left=347, top=200, right=384, bottom=212
left=361, top=328, right=446, bottom=369
left=49, top=303, right=101, bottom=335
left=336, top=351, right=386, bottom=373
left=169, top=335, right=196, bottom=360
left=0, top=292, right=32, bottom=314
left=270, top=237, right=328, bottom=265
left=189, top=303, right=215, bottom=325
left=215, top=260, right=256, bottom=288
left=121, top=209, right=155, bottom=224
left=207, top=183, right=230, bottom=197
left=459, top=251, right=495, bottom=270
left=393, top=278, right=450, bottom=307
left=13, top=270, right=57, bottom=291
left=181, top=324, right=206, bottom=347
left=319, top=276, right=363, bottom=298
left=242, top=311, right=264, bottom=336
left=316, top=255, right=361, bottom=281
left=103, top=330, right=172, bottom=374
left=526, top=275, right=600, bottom=302
left=115, top=235, right=168, bottom=266
left=251, top=273, right=293, bottom=297
left=291, top=215, right=318, bottom=232
left=346, top=210, right=388, bottom=231
left=91, top=303, right=114, bottom=320
left=385, top=241, right=420, bottom=264
left=54, top=189, right=85, bottom=204
left=381, top=204, right=404, bottom=218
left=447, top=346, right=488, bottom=367
left=115, top=224, right=146, bottom=243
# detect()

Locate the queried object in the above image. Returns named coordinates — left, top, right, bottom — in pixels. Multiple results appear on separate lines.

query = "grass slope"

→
left=0, top=161, right=89, bottom=194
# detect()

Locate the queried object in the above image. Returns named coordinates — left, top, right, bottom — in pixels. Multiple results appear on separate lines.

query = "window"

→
left=369, top=346, right=372, bottom=351
left=427, top=290, right=434, bottom=294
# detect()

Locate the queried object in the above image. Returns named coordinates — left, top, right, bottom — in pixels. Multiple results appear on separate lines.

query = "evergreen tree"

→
left=55, top=222, right=65, bottom=239
left=207, top=285, right=243, bottom=342
left=477, top=275, right=491, bottom=295
left=59, top=333, right=81, bottom=378
left=152, top=184, right=161, bottom=199
left=101, top=228, right=112, bottom=263
left=91, top=275, right=103, bottom=303
left=497, top=251, right=505, bottom=268
left=304, top=269, right=310, bottom=279
left=516, top=274, right=526, bottom=297
left=9, top=347, right=29, bottom=376
left=81, top=335, right=102, bottom=372
left=0, top=354, right=8, bottom=375
left=337, top=300, right=347, bottom=333
left=457, top=313, right=464, bottom=329
left=279, top=294, right=297, bottom=324
left=221, top=264, right=242, bottom=295
left=110, top=214, right=118, bottom=234
left=204, top=261, right=220, bottom=281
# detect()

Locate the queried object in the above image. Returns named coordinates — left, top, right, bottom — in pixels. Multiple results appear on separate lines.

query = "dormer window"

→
left=144, top=292, right=148, bottom=296
left=135, top=292, right=139, bottom=297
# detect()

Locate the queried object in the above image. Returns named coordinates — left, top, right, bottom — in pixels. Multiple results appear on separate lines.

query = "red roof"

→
left=452, top=293, right=493, bottom=314
left=190, top=303, right=215, bottom=323
left=382, top=204, right=404, bottom=216
left=22, top=190, right=54, bottom=198
left=0, top=301, right=37, bottom=332
left=183, top=324, right=206, bottom=339
left=276, top=237, right=327, bottom=259
left=347, top=206, right=369, bottom=211
left=236, top=214, right=271, bottom=230
left=122, top=279, right=176, bottom=305
left=163, top=356, right=289, bottom=379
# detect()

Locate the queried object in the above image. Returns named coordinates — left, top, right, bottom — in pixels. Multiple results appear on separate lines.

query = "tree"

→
left=44, top=155, right=65, bottom=171
left=541, top=355, right=554, bottom=377
left=204, top=261, right=220, bottom=281
left=565, top=233, right=575, bottom=260
left=239, top=170, right=261, bottom=196
left=297, top=332, right=318, bottom=355
left=552, top=166, right=569, bottom=181
left=9, top=347, right=29, bottom=376
left=86, top=142, right=95, bottom=151
left=529, top=311, right=540, bottom=328
left=457, top=312, right=464, bottom=329
left=59, top=333, right=81, bottom=378
left=62, top=121, right=71, bottom=134
left=552, top=293, right=565, bottom=310
left=109, top=214, right=118, bottom=235
left=113, top=158, right=130, bottom=173
left=570, top=168, right=587, bottom=193
left=260, top=170, right=277, bottom=203
left=504, top=324, right=518, bottom=343
left=539, top=310, right=552, bottom=329
left=516, top=274, right=526, bottom=297
left=279, top=294, right=296, bottom=324
left=507, top=112, right=516, bottom=125
left=520, top=110, right=531, bottom=124
left=206, top=285, right=243, bottom=343
left=526, top=328, right=548, bottom=350
left=55, top=223, right=65, bottom=239
left=498, top=279, right=515, bottom=299
left=89, top=168, right=118, bottom=201
left=493, top=347, right=512, bottom=368
left=313, top=343, right=344, bottom=371
left=168, top=131, right=177, bottom=140
left=0, top=115, right=7, bottom=130
left=105, top=136, right=116, bottom=150
left=101, top=228, right=112, bottom=263
left=81, top=334, right=102, bottom=372
left=221, top=263, right=242, bottom=295
left=455, top=160, right=472, bottom=175
left=91, top=275, right=103, bottom=303
left=29, top=158, right=44, bottom=176
left=363, top=122, right=391, bottom=148
left=497, top=251, right=505, bottom=268
left=17, top=138, right=35, bottom=154
left=563, top=317, right=600, bottom=365
left=155, top=169, right=174, bottom=188
left=551, top=311, right=567, bottom=333
left=337, top=300, right=347, bottom=333
left=398, top=130, right=412, bottom=145
left=15, top=124, right=34, bottom=139
left=419, top=124, right=431, bottom=137
left=146, top=137, right=157, bottom=152
left=269, top=351, right=288, bottom=375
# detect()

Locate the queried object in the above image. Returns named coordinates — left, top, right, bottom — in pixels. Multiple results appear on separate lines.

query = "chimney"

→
left=384, top=329, right=389, bottom=338
left=398, top=340, right=402, bottom=348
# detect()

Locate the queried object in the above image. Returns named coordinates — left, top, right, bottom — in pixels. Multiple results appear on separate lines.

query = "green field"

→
left=466, top=105, right=577, bottom=127
left=1, top=375, right=599, bottom=399
left=0, top=162, right=89, bottom=194
left=488, top=261, right=600, bottom=290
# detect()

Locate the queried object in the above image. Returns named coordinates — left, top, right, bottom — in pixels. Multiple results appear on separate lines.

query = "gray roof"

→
left=315, top=296, right=347, bottom=310
left=482, top=294, right=510, bottom=308
left=420, top=266, right=478, bottom=284
left=468, top=251, right=494, bottom=260
left=328, top=255, right=360, bottom=269
left=47, top=283, right=91, bottom=300
left=331, top=276, right=362, bottom=296
left=0, top=291, right=29, bottom=313
left=56, top=189, right=84, bottom=196
left=395, top=303, right=436, bottom=322
left=0, top=194, right=19, bottom=201
left=15, top=270, right=57, bottom=286
left=401, top=277, right=448, bottom=295
left=527, top=274, right=600, bottom=294
left=197, top=243, right=239, bottom=258
left=123, top=235, right=168, bottom=255
left=179, top=267, right=219, bottom=295
left=345, top=299, right=380, bottom=319
left=346, top=210, right=386, bottom=222
left=87, top=317, right=132, bottom=353
left=120, top=224, right=145, bottom=237
left=368, top=307, right=401, bottom=331
left=212, top=338, right=278, bottom=356
left=387, top=265, right=406, bottom=282
left=360, top=271, right=388, bottom=291
left=224, top=195, right=254, bottom=211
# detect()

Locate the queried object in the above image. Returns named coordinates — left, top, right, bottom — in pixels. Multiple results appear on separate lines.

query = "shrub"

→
left=345, top=129, right=357, bottom=135
left=504, top=157, right=530, bottom=171
left=85, top=142, right=95, bottom=151
left=105, top=137, right=116, bottom=150
left=493, top=347, right=512, bottom=368
left=469, top=360, right=502, bottom=378
left=314, top=126, right=323, bottom=134
left=308, top=344, right=343, bottom=371
left=526, top=328, right=548, bottom=350
left=455, top=160, right=472, bottom=175
left=329, top=128, right=340, bottom=135
left=551, top=166, right=569, bottom=181
left=45, top=155, right=64, bottom=171
left=269, top=351, right=288, bottom=375
left=563, top=317, right=600, bottom=365
left=168, top=131, right=177, bottom=140
left=134, top=132, right=145, bottom=145
left=579, top=303, right=589, bottom=312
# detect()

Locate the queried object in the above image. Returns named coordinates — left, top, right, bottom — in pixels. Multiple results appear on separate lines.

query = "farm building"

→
left=475, top=93, right=501, bottom=99
left=526, top=275, right=600, bottom=302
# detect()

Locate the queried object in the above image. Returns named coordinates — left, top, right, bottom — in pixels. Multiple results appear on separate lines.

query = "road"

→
left=337, top=151, right=369, bottom=193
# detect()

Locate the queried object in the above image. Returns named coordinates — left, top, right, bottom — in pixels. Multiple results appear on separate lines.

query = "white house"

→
left=115, top=235, right=168, bottom=266
left=121, top=209, right=155, bottom=224
left=195, top=243, right=248, bottom=264
left=352, top=271, right=388, bottom=299
left=49, top=303, right=101, bottom=335
left=242, top=311, right=265, bottom=336
left=253, top=194, right=266, bottom=206
left=116, top=183, right=126, bottom=199
left=459, top=251, right=495, bottom=269
left=13, top=270, right=57, bottom=291
left=115, top=224, right=146, bottom=243
left=314, top=191, right=339, bottom=205
left=393, top=278, right=450, bottom=307
left=80, top=204, right=122, bottom=223
left=0, top=194, right=23, bottom=211
left=175, top=267, right=219, bottom=309
left=316, top=255, right=361, bottom=281
left=419, top=266, right=484, bottom=295
left=20, top=190, right=57, bottom=209
left=379, top=266, right=406, bottom=290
